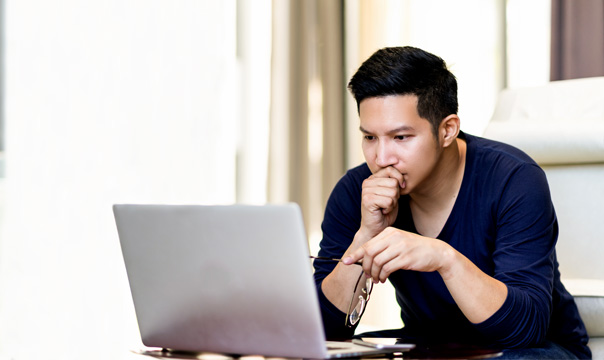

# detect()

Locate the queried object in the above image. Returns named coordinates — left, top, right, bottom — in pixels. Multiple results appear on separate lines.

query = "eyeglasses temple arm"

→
left=309, top=255, right=363, bottom=266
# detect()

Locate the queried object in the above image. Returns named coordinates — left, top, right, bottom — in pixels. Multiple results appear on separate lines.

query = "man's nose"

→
left=375, top=140, right=397, bottom=167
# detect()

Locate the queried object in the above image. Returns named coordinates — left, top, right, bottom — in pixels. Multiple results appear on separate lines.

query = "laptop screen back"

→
left=114, top=203, right=328, bottom=358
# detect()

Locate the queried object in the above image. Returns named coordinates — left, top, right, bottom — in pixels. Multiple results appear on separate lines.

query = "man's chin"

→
left=399, top=184, right=412, bottom=196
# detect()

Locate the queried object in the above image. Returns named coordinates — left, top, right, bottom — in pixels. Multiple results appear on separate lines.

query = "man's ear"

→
left=439, top=114, right=460, bottom=147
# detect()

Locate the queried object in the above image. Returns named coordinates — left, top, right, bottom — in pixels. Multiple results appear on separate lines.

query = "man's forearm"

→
left=438, top=244, right=508, bottom=324
left=321, top=230, right=371, bottom=312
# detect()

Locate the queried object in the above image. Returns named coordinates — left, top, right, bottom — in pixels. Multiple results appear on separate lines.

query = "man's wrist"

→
left=354, top=225, right=377, bottom=244
left=436, top=243, right=459, bottom=281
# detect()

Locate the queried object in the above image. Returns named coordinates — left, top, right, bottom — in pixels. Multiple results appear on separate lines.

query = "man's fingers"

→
left=364, top=174, right=401, bottom=188
left=362, top=192, right=398, bottom=213
left=357, top=227, right=407, bottom=283
left=356, top=236, right=391, bottom=282
left=372, top=166, right=405, bottom=188
left=342, top=249, right=364, bottom=265
left=362, top=175, right=402, bottom=212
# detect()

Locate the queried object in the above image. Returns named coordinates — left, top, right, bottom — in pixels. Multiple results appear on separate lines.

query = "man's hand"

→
left=343, top=226, right=508, bottom=324
left=344, top=227, right=450, bottom=283
left=320, top=167, right=404, bottom=313
left=359, top=166, right=405, bottom=239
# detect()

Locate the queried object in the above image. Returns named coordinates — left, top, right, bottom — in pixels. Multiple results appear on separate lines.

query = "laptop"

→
left=113, top=203, right=414, bottom=358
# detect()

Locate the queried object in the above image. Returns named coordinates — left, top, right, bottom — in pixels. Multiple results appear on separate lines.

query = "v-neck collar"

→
left=393, top=132, right=474, bottom=241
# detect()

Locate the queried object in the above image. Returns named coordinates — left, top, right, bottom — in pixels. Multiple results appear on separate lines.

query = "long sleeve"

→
left=473, top=163, right=556, bottom=347
left=311, top=133, right=589, bottom=358
left=312, top=164, right=370, bottom=340
left=455, top=135, right=588, bottom=357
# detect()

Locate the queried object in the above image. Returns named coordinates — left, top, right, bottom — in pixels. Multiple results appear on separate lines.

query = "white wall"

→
left=0, top=1, right=244, bottom=358
left=506, top=0, right=551, bottom=89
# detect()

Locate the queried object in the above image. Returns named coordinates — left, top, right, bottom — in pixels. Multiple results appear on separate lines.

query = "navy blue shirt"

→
left=314, top=133, right=590, bottom=358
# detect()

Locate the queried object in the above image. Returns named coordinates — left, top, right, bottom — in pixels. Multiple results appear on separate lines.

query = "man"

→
left=313, top=46, right=590, bottom=359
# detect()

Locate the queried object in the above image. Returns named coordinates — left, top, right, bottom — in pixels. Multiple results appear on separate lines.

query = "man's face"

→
left=359, top=94, right=441, bottom=196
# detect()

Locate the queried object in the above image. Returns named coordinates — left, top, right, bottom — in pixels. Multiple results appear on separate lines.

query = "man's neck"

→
left=409, top=137, right=467, bottom=214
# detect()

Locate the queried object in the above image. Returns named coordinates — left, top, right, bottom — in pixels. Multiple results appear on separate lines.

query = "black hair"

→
left=348, top=46, right=458, bottom=135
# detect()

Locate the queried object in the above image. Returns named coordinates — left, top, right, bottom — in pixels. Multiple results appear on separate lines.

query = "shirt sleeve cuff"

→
left=473, top=285, right=546, bottom=348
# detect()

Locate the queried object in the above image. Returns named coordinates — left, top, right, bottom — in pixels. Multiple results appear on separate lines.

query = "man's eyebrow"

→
left=359, top=126, right=372, bottom=134
left=359, top=125, right=415, bottom=135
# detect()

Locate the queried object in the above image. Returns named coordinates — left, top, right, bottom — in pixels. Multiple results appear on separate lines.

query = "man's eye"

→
left=394, top=135, right=407, bottom=140
left=364, top=135, right=375, bottom=141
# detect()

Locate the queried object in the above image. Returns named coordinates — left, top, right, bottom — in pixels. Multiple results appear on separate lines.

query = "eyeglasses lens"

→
left=346, top=273, right=373, bottom=327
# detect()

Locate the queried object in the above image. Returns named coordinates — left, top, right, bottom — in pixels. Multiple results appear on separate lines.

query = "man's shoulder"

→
left=344, top=162, right=372, bottom=179
left=327, top=163, right=370, bottom=206
left=465, top=132, right=539, bottom=169
left=323, top=164, right=369, bottom=228
left=463, top=133, right=550, bottom=204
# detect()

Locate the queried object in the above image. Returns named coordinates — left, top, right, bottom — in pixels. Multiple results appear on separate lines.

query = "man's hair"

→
left=348, top=46, right=458, bottom=135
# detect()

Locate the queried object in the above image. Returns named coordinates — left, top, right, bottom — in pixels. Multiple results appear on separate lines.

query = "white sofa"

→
left=484, top=76, right=604, bottom=358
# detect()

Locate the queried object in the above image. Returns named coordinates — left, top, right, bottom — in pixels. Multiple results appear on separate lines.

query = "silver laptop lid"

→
left=114, top=203, right=328, bottom=358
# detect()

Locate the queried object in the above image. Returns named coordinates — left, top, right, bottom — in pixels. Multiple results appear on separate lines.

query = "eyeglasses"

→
left=309, top=255, right=372, bottom=327
left=345, top=269, right=373, bottom=327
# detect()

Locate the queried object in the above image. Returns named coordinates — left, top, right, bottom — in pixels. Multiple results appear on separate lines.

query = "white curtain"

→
left=269, top=0, right=346, bottom=250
